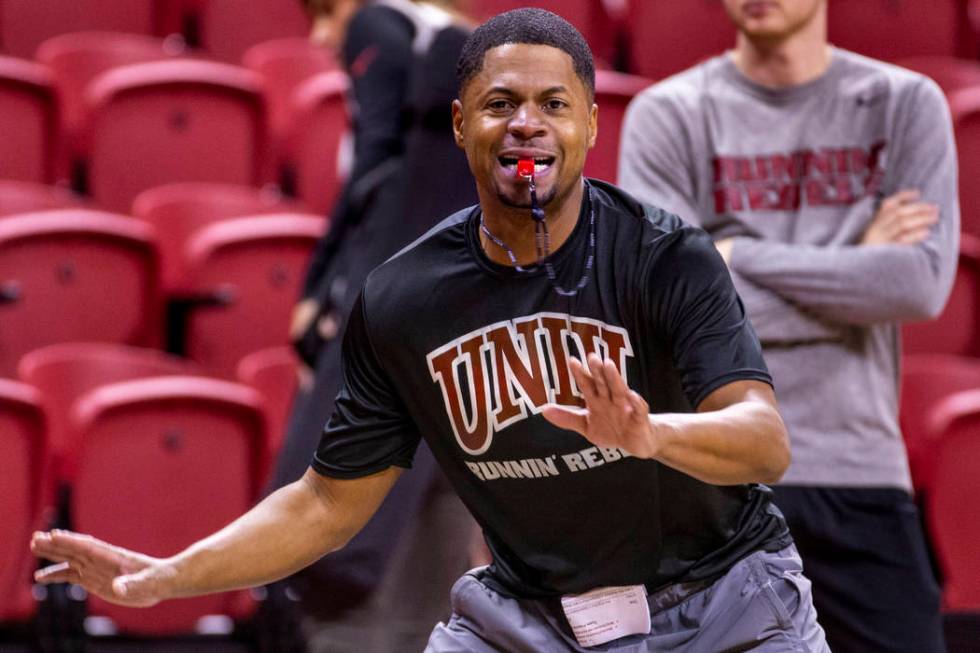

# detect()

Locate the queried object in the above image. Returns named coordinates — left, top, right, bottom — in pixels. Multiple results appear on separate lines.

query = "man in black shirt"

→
left=32, top=9, right=827, bottom=651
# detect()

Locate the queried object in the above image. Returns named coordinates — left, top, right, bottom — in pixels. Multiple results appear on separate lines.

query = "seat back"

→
left=282, top=71, right=349, bottom=214
left=903, top=235, right=980, bottom=357
left=0, top=211, right=161, bottom=375
left=587, top=71, right=652, bottom=183
left=900, top=353, right=980, bottom=490
left=243, top=37, right=338, bottom=142
left=193, top=0, right=310, bottom=62
left=828, top=0, right=969, bottom=61
left=132, top=182, right=310, bottom=292
left=71, top=376, right=263, bottom=633
left=925, top=390, right=980, bottom=610
left=37, top=31, right=186, bottom=135
left=898, top=56, right=980, bottom=96
left=18, top=342, right=202, bottom=480
left=0, top=181, right=87, bottom=218
left=628, top=0, right=734, bottom=80
left=0, top=0, right=156, bottom=58
left=182, top=215, right=324, bottom=377
left=236, top=345, right=299, bottom=482
left=0, top=380, right=45, bottom=624
left=466, top=0, right=617, bottom=64
left=0, top=56, right=57, bottom=183
left=950, top=88, right=980, bottom=239
left=80, top=60, right=265, bottom=212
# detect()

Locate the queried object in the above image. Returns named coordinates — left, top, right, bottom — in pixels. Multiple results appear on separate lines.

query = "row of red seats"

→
left=0, top=0, right=310, bottom=62
left=0, top=198, right=324, bottom=377
left=1, top=342, right=299, bottom=634
left=0, top=35, right=348, bottom=214
left=3, top=1, right=977, bottom=76
left=0, top=32, right=649, bottom=214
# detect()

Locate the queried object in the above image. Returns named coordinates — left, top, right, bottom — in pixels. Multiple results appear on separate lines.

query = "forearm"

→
left=647, top=400, right=789, bottom=486
left=164, top=474, right=353, bottom=599
left=731, top=238, right=955, bottom=325
left=729, top=270, right=843, bottom=344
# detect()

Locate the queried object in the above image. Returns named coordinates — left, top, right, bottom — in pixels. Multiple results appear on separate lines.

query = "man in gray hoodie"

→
left=619, top=1, right=957, bottom=651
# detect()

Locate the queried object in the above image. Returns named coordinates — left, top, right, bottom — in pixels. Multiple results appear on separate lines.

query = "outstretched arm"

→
left=542, top=354, right=789, bottom=486
left=31, top=466, right=401, bottom=607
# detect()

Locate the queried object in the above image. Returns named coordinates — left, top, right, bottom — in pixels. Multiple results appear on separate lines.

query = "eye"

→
left=544, top=98, right=569, bottom=111
left=486, top=99, right=513, bottom=112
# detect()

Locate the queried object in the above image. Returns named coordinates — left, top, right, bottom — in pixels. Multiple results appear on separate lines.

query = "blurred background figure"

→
left=274, top=1, right=479, bottom=651
left=619, top=1, right=957, bottom=651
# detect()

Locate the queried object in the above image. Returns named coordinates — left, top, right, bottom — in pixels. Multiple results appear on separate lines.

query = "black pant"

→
left=771, top=486, right=945, bottom=653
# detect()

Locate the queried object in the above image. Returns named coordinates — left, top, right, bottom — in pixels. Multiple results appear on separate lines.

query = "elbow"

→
left=899, top=291, right=945, bottom=322
left=758, top=418, right=791, bottom=485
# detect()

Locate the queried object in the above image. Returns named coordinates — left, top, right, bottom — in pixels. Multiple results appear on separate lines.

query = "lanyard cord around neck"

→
left=479, top=181, right=596, bottom=297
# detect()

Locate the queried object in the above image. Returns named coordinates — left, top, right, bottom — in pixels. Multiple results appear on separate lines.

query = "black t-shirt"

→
left=312, top=179, right=791, bottom=598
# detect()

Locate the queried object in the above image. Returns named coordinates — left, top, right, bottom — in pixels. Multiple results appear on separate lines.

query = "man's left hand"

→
left=542, top=353, right=660, bottom=459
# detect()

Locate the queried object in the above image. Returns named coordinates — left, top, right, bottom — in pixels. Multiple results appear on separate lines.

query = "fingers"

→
left=865, top=193, right=939, bottom=245
left=571, top=354, right=627, bottom=404
left=880, top=188, right=920, bottom=212
left=587, top=355, right=610, bottom=401
left=35, top=561, right=74, bottom=584
left=541, top=404, right=588, bottom=434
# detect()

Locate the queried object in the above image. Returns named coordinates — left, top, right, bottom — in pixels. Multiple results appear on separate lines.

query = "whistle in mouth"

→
left=517, top=158, right=535, bottom=179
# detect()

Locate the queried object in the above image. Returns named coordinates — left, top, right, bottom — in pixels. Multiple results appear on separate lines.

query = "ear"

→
left=587, top=102, right=598, bottom=150
left=452, top=99, right=465, bottom=149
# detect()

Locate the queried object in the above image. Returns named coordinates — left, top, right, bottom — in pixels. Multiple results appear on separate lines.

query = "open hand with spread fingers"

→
left=542, top=353, right=659, bottom=459
left=31, top=530, right=177, bottom=607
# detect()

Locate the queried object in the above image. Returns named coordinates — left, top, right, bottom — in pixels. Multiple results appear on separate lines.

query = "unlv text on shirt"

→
left=427, top=312, right=634, bottom=455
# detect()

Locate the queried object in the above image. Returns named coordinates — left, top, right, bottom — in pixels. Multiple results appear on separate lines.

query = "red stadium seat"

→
left=70, top=376, right=263, bottom=634
left=243, top=37, right=339, bottom=143
left=900, top=353, right=980, bottom=491
left=0, top=181, right=88, bottom=217
left=627, top=0, right=734, bottom=80
left=0, top=380, right=45, bottom=624
left=828, top=0, right=972, bottom=62
left=898, top=56, right=980, bottom=96
left=237, top=345, right=299, bottom=482
left=466, top=0, right=618, bottom=66
left=903, top=234, right=980, bottom=357
left=281, top=71, right=349, bottom=214
left=924, top=389, right=980, bottom=611
left=949, top=88, right=980, bottom=239
left=132, top=182, right=312, bottom=292
left=77, top=59, right=265, bottom=212
left=36, top=32, right=187, bottom=140
left=588, top=70, right=652, bottom=183
left=189, top=0, right=310, bottom=62
left=181, top=215, right=324, bottom=377
left=0, top=210, right=161, bottom=375
left=17, top=342, right=202, bottom=483
left=0, top=0, right=157, bottom=59
left=0, top=56, right=57, bottom=183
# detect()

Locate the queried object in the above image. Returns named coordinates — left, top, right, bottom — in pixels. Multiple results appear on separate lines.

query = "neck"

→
left=731, top=15, right=830, bottom=88
left=479, top=178, right=585, bottom=267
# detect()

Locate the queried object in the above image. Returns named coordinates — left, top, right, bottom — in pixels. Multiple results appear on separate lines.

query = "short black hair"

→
left=456, top=8, right=595, bottom=99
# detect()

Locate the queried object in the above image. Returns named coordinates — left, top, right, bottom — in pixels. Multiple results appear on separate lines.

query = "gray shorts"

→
left=424, top=545, right=829, bottom=652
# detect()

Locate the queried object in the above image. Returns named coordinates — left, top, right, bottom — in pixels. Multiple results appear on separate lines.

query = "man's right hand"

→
left=31, top=530, right=177, bottom=608
left=861, top=189, right=939, bottom=246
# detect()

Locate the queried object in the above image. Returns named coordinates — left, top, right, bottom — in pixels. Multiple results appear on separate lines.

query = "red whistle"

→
left=517, top=158, right=535, bottom=179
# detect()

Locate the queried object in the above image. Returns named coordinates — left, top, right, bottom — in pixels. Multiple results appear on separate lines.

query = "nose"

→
left=507, top=104, right=547, bottom=140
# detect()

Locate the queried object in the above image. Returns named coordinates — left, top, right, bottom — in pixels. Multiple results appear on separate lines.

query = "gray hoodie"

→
left=618, top=49, right=959, bottom=490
